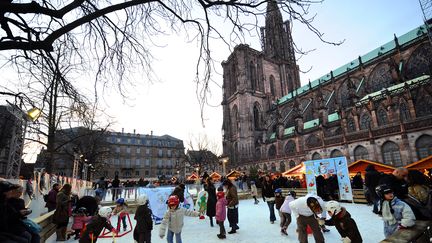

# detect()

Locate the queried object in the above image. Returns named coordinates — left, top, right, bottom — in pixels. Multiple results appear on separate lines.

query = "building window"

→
left=136, top=148, right=141, bottom=154
left=284, top=140, right=296, bottom=156
left=289, top=160, right=296, bottom=168
left=250, top=61, right=257, bottom=90
left=268, top=145, right=276, bottom=159
left=382, top=141, right=402, bottom=166
left=128, top=138, right=131, bottom=144
left=115, top=147, right=120, bottom=153
left=377, top=108, right=388, bottom=126
left=126, top=147, right=131, bottom=153
left=270, top=75, right=276, bottom=96
left=347, top=118, right=356, bottom=132
left=137, top=139, right=141, bottom=145
left=135, top=171, right=140, bottom=176
left=399, top=102, right=411, bottom=122
left=253, top=104, right=261, bottom=130
left=330, top=149, right=343, bottom=158
left=145, top=170, right=149, bottom=176
left=158, top=149, right=163, bottom=157
left=167, top=150, right=172, bottom=157
left=360, top=113, right=372, bottom=130
left=125, top=159, right=131, bottom=167
left=145, top=159, right=150, bottom=167
left=312, top=152, right=322, bottom=160
left=354, top=145, right=369, bottom=160
left=135, top=159, right=141, bottom=166
left=415, top=135, right=432, bottom=159
left=146, top=148, right=150, bottom=155
left=116, top=137, right=121, bottom=143
left=114, top=159, right=120, bottom=165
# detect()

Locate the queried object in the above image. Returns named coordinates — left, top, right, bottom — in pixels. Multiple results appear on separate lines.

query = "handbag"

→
left=22, top=218, right=42, bottom=234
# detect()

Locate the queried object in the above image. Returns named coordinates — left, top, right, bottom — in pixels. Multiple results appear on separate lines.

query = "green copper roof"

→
left=357, top=75, right=430, bottom=104
left=284, top=126, right=295, bottom=136
left=303, top=118, right=320, bottom=130
left=328, top=112, right=340, bottom=123
left=269, top=132, right=276, bottom=140
left=277, top=24, right=428, bottom=106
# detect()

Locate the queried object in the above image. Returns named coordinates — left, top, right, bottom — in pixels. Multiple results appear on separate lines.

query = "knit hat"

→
left=217, top=186, right=224, bottom=192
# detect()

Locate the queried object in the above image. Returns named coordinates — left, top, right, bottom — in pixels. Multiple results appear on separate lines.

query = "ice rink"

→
left=47, top=198, right=385, bottom=243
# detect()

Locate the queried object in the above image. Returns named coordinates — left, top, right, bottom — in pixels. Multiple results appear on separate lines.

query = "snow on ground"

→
left=47, top=199, right=385, bottom=243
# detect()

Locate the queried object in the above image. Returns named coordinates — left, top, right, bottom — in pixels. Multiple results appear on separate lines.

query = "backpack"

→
left=43, top=194, right=49, bottom=202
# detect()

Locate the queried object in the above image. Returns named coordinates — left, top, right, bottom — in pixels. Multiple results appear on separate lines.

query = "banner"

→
left=333, top=157, right=353, bottom=201
left=304, top=160, right=317, bottom=195
left=303, top=157, right=353, bottom=201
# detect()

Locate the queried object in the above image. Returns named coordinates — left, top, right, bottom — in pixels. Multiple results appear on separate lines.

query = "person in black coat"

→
left=169, top=184, right=185, bottom=203
left=352, top=172, right=363, bottom=189
left=378, top=167, right=409, bottom=200
left=262, top=175, right=277, bottom=223
left=365, top=164, right=381, bottom=213
left=204, top=177, right=217, bottom=227
left=134, top=195, right=153, bottom=243
left=75, top=195, right=100, bottom=216
left=111, top=175, right=121, bottom=201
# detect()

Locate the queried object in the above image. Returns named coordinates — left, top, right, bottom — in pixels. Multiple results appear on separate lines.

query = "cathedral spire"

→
left=262, top=0, right=296, bottom=64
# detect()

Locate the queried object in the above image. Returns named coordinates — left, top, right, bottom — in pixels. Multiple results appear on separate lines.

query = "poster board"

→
left=304, top=157, right=353, bottom=201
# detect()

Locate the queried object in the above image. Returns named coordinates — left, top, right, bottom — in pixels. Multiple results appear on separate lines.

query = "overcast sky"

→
left=7, top=1, right=424, bottom=162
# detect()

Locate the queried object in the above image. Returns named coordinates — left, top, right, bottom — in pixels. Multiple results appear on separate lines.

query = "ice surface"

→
left=47, top=198, right=385, bottom=243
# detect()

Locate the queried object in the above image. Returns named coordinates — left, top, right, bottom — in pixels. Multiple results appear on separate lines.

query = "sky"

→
left=103, top=0, right=423, bottom=153
left=2, top=1, right=425, bottom=162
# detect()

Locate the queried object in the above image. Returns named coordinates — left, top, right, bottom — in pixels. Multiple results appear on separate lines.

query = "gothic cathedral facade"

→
left=222, top=2, right=432, bottom=172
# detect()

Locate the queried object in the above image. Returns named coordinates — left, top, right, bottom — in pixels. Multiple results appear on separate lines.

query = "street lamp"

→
left=219, top=155, right=229, bottom=177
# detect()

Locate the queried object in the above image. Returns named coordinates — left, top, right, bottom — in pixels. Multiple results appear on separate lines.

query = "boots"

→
left=210, top=217, right=214, bottom=227
left=56, top=227, right=66, bottom=241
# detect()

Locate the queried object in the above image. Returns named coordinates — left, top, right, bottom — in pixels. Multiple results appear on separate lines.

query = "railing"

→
left=345, top=130, right=369, bottom=141
left=371, top=124, right=401, bottom=137
left=324, top=135, right=343, bottom=146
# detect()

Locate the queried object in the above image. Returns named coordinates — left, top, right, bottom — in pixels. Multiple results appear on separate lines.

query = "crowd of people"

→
left=0, top=165, right=430, bottom=243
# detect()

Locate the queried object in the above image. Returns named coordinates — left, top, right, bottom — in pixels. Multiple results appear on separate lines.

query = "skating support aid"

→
left=99, top=212, right=133, bottom=238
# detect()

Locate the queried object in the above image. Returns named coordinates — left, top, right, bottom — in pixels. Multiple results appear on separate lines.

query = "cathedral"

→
left=221, top=1, right=432, bottom=172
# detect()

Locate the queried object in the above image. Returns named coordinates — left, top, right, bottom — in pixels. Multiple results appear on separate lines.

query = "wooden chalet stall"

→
left=282, top=163, right=305, bottom=178
left=226, top=170, right=241, bottom=180
left=405, top=155, right=432, bottom=175
left=348, top=159, right=395, bottom=177
left=210, top=172, right=222, bottom=182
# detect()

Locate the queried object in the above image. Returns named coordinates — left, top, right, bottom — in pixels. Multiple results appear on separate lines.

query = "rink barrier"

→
left=380, top=220, right=432, bottom=243
left=280, top=188, right=368, bottom=203
left=33, top=211, right=56, bottom=242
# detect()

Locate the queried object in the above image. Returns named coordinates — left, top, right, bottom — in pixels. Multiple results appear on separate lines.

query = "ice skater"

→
left=279, top=191, right=296, bottom=236
left=159, top=195, right=200, bottom=243
left=324, top=200, right=362, bottom=243
left=215, top=188, right=227, bottom=239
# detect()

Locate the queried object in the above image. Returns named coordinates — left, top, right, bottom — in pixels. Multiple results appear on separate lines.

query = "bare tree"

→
left=0, top=0, right=342, bottom=117
left=186, top=133, right=220, bottom=174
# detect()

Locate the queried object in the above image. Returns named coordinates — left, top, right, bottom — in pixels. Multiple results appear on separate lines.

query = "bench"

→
left=33, top=211, right=55, bottom=242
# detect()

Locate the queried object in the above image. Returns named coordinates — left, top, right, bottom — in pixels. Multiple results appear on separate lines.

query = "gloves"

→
left=341, top=237, right=351, bottom=243
left=317, top=218, right=325, bottom=226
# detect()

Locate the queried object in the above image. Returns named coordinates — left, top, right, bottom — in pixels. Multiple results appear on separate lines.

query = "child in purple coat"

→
left=216, top=190, right=227, bottom=239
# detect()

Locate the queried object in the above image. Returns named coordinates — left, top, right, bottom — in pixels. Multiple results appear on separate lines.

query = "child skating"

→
left=112, top=198, right=129, bottom=232
left=215, top=188, right=227, bottom=239
left=250, top=181, right=259, bottom=204
left=134, top=194, right=153, bottom=243
left=69, top=207, right=92, bottom=240
left=279, top=190, right=296, bottom=236
left=324, top=200, right=363, bottom=243
left=79, top=206, right=117, bottom=243
left=159, top=195, right=200, bottom=243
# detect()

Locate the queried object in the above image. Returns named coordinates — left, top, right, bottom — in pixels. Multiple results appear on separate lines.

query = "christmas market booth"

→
left=226, top=170, right=242, bottom=180
left=282, top=163, right=305, bottom=178
left=405, top=155, right=432, bottom=176
left=348, top=159, right=395, bottom=177
left=210, top=172, right=222, bottom=182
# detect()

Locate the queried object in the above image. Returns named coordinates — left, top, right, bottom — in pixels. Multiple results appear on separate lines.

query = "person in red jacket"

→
left=215, top=188, right=227, bottom=239
left=69, top=207, right=92, bottom=240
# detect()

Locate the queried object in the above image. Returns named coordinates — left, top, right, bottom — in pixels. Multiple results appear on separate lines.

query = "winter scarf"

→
left=381, top=200, right=397, bottom=225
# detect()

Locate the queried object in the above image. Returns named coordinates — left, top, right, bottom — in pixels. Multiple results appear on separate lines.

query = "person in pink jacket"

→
left=69, top=207, right=92, bottom=240
left=216, top=188, right=227, bottom=239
